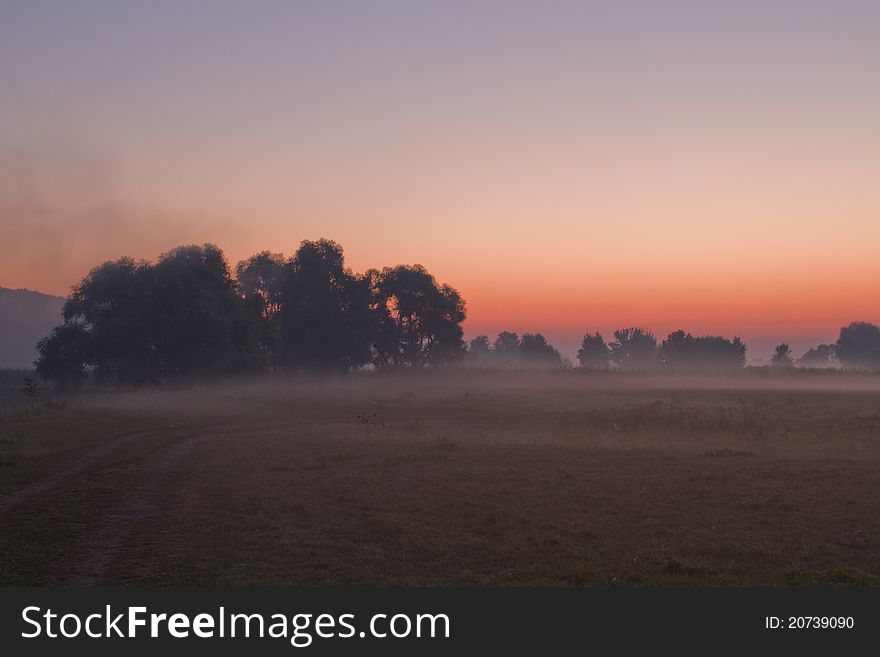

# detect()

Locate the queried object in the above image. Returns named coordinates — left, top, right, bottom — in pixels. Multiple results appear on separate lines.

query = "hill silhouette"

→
left=0, top=287, right=64, bottom=368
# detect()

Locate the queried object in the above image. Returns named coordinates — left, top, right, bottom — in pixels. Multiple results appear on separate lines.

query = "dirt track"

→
left=52, top=434, right=209, bottom=586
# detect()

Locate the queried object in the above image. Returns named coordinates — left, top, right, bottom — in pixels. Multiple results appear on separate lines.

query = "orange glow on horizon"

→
left=3, top=2, right=880, bottom=359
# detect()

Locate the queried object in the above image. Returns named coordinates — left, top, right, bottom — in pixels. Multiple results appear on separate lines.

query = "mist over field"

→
left=1, top=368, right=879, bottom=586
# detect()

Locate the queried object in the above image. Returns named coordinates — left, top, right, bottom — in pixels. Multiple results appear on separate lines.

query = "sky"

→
left=2, top=1, right=879, bottom=359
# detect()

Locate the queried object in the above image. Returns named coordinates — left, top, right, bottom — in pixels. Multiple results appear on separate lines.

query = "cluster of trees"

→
left=36, top=240, right=466, bottom=387
left=570, top=328, right=747, bottom=370
left=465, top=331, right=564, bottom=368
left=33, top=237, right=880, bottom=387
left=784, top=322, right=880, bottom=370
left=797, top=344, right=835, bottom=367
left=567, top=322, right=880, bottom=371
left=831, top=322, right=880, bottom=369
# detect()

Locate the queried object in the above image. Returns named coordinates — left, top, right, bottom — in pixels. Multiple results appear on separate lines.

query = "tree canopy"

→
left=279, top=240, right=373, bottom=373
left=369, top=265, right=466, bottom=368
left=835, top=322, right=880, bottom=369
left=491, top=331, right=521, bottom=365
left=35, top=241, right=468, bottom=387
left=609, top=327, right=660, bottom=370
left=463, top=331, right=563, bottom=368
left=659, top=330, right=746, bottom=370
left=798, top=344, right=836, bottom=368
left=519, top=333, right=563, bottom=367
left=577, top=332, right=610, bottom=369
left=33, top=240, right=880, bottom=387
left=235, top=251, right=285, bottom=318
left=770, top=343, right=794, bottom=368
left=37, top=245, right=263, bottom=386
left=466, top=335, right=491, bottom=366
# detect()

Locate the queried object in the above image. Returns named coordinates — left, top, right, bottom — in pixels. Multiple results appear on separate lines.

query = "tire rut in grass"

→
left=0, top=431, right=153, bottom=515
left=0, top=419, right=282, bottom=515
left=52, top=434, right=209, bottom=586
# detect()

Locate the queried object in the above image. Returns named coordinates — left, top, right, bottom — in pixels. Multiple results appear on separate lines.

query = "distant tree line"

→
left=463, top=327, right=746, bottom=370
left=463, top=323, right=880, bottom=372
left=36, top=240, right=465, bottom=387
left=767, top=323, right=880, bottom=370
left=33, top=238, right=880, bottom=387
left=465, top=331, right=564, bottom=368
left=560, top=323, right=880, bottom=371
left=572, top=327, right=747, bottom=370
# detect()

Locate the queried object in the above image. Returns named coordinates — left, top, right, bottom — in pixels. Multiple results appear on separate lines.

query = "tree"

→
left=577, top=332, right=609, bottom=369
left=771, top=343, right=794, bottom=367
left=467, top=335, right=491, bottom=366
left=659, top=330, right=689, bottom=368
left=34, top=320, right=91, bottom=389
left=149, top=244, right=266, bottom=378
left=36, top=244, right=267, bottom=387
left=491, top=331, right=520, bottom=365
left=659, top=330, right=746, bottom=369
left=279, top=239, right=373, bottom=373
left=835, top=322, right=880, bottom=369
left=609, top=327, right=659, bottom=370
left=43, top=257, right=159, bottom=385
left=33, top=239, right=473, bottom=385
left=368, top=264, right=466, bottom=367
left=235, top=252, right=287, bottom=365
left=235, top=251, right=286, bottom=318
left=797, top=344, right=836, bottom=368
left=519, top=333, right=563, bottom=367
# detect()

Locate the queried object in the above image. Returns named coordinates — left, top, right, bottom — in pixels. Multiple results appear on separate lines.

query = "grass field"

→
left=1, top=369, right=879, bottom=586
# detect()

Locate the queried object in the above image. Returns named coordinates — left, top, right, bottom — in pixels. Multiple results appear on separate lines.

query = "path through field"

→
left=0, top=432, right=145, bottom=514
left=0, top=417, right=298, bottom=585
left=50, top=434, right=209, bottom=585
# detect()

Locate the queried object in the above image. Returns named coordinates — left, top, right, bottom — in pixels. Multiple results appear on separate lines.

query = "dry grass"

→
left=1, top=369, right=879, bottom=586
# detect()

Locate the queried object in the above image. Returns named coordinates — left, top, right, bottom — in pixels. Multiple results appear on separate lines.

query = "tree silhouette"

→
left=798, top=344, right=836, bottom=368
left=609, top=327, right=659, bottom=370
left=236, top=251, right=286, bottom=318
left=367, top=264, right=466, bottom=367
left=835, top=322, right=880, bottom=369
left=491, top=331, right=520, bottom=365
left=577, top=332, right=609, bottom=369
left=148, top=244, right=265, bottom=378
left=279, top=239, right=373, bottom=373
left=35, top=320, right=91, bottom=389
left=770, top=343, right=794, bottom=367
left=519, top=333, right=563, bottom=366
left=64, top=256, right=159, bottom=384
left=659, top=330, right=746, bottom=369
left=467, top=335, right=491, bottom=366
left=36, top=244, right=266, bottom=387
left=35, top=239, right=474, bottom=383
left=47, top=237, right=880, bottom=383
